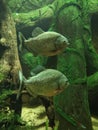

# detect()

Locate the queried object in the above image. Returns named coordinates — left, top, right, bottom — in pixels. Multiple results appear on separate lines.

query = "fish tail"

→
left=18, top=32, right=26, bottom=52
left=16, top=70, right=26, bottom=100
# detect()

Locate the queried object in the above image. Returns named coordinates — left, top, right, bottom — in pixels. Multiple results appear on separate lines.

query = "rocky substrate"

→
left=20, top=94, right=98, bottom=130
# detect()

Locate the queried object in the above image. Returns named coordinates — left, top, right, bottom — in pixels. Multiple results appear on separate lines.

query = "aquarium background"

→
left=0, top=0, right=98, bottom=130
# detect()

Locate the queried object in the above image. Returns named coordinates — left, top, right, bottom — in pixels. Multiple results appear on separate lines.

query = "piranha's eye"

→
left=63, top=41, right=66, bottom=43
left=62, top=41, right=67, bottom=46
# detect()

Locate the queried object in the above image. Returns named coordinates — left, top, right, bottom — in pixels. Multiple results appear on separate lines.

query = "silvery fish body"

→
left=24, top=69, right=69, bottom=97
left=24, top=31, right=69, bottom=56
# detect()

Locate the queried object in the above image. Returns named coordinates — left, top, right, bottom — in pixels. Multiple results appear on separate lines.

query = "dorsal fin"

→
left=32, top=27, right=44, bottom=37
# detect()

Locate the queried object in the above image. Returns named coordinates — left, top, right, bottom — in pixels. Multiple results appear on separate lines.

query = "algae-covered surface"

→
left=1, top=103, right=97, bottom=130
left=92, top=117, right=98, bottom=130
left=20, top=103, right=98, bottom=130
left=21, top=105, right=52, bottom=130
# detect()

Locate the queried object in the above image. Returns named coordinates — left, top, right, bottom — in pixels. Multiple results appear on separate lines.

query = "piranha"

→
left=23, top=69, right=69, bottom=97
left=19, top=27, right=70, bottom=56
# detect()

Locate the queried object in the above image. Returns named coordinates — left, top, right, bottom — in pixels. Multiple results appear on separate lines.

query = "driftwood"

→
left=0, top=0, right=21, bottom=87
left=13, top=5, right=54, bottom=31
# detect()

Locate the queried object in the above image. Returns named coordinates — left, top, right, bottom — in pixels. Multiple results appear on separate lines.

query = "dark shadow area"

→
left=89, top=88, right=98, bottom=116
left=89, top=13, right=98, bottom=116
left=0, top=45, right=8, bottom=59
left=91, top=13, right=98, bottom=53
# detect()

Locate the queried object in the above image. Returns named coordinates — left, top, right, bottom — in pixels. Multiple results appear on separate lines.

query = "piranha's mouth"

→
left=54, top=81, right=70, bottom=94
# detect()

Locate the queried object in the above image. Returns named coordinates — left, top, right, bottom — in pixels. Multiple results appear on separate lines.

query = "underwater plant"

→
left=0, top=89, right=24, bottom=129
